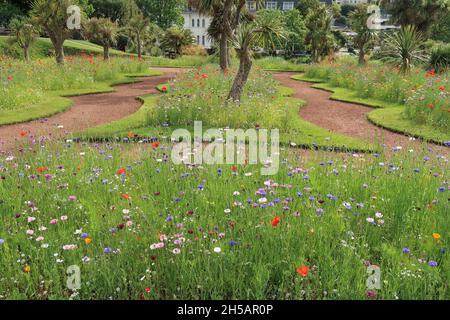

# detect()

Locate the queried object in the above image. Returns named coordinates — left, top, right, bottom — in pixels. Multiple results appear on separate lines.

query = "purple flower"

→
left=68, top=195, right=77, bottom=201
left=402, top=247, right=410, bottom=253
left=428, top=260, right=438, bottom=267
left=316, top=208, right=324, bottom=216
left=80, top=233, right=89, bottom=239
left=104, top=247, right=113, bottom=253
left=166, top=215, right=174, bottom=222
left=0, top=239, right=4, bottom=245
left=229, top=240, right=237, bottom=246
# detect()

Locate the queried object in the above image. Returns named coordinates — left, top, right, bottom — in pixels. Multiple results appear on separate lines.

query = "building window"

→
left=202, top=35, right=205, bottom=46
left=282, top=1, right=294, bottom=10
left=192, top=19, right=195, bottom=27
left=197, top=19, right=200, bottom=27
left=266, top=1, right=277, bottom=9
left=202, top=19, right=205, bottom=28
left=197, top=35, right=200, bottom=44
left=247, top=1, right=256, bottom=10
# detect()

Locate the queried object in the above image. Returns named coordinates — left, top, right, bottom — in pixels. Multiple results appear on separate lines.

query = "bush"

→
left=429, top=44, right=450, bottom=73
left=181, top=44, right=208, bottom=56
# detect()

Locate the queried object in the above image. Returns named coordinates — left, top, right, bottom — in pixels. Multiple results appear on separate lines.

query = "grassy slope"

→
left=290, top=74, right=450, bottom=144
left=0, top=70, right=163, bottom=126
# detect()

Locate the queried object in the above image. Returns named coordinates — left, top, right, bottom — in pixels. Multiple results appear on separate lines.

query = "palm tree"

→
left=161, top=26, right=194, bottom=57
left=228, top=15, right=285, bottom=102
left=83, top=18, right=118, bottom=60
left=125, top=13, right=150, bottom=59
left=382, top=25, right=428, bottom=74
left=305, top=3, right=335, bottom=63
left=196, top=0, right=259, bottom=71
left=31, top=0, right=82, bottom=64
left=349, top=4, right=376, bottom=65
left=9, top=17, right=40, bottom=62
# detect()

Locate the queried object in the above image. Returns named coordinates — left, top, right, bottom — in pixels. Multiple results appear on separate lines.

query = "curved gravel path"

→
left=272, top=72, right=449, bottom=155
left=0, top=68, right=184, bottom=152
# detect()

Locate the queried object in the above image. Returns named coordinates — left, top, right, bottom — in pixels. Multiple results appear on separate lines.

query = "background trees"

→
left=83, top=17, right=118, bottom=60
left=135, top=0, right=185, bottom=29
left=161, top=26, right=193, bottom=57
left=124, top=13, right=150, bottom=59
left=305, top=3, right=334, bottom=63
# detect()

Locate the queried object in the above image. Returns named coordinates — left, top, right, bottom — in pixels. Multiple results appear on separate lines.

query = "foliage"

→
left=381, top=25, right=428, bottom=74
left=348, top=4, right=376, bottom=65
left=83, top=17, right=119, bottom=59
left=431, top=11, right=450, bottom=43
left=135, top=0, right=185, bottom=29
left=429, top=43, right=450, bottom=73
left=8, top=17, right=40, bottom=61
left=161, top=26, right=194, bottom=57
left=305, top=3, right=335, bottom=63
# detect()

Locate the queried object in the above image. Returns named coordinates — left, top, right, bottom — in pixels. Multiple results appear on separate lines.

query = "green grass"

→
left=290, top=74, right=450, bottom=144
left=0, top=139, right=448, bottom=299
left=255, top=57, right=306, bottom=72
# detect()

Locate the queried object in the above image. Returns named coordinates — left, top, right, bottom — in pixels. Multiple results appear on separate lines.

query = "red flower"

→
left=151, top=141, right=160, bottom=149
left=127, top=132, right=136, bottom=138
left=7, top=75, right=13, bottom=81
left=231, top=166, right=238, bottom=171
left=37, top=166, right=48, bottom=174
left=19, top=130, right=28, bottom=137
left=271, top=216, right=281, bottom=227
left=116, top=168, right=126, bottom=175
left=438, top=86, right=445, bottom=91
left=202, top=74, right=208, bottom=79
left=161, top=86, right=167, bottom=92
left=144, top=287, right=151, bottom=293
left=121, top=193, right=130, bottom=200
left=428, top=103, right=434, bottom=109
left=296, top=265, right=310, bottom=277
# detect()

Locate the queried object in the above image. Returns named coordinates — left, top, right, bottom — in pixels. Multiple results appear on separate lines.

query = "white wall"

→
left=182, top=12, right=213, bottom=49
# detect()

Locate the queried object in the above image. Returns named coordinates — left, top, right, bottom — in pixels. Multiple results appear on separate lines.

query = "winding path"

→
left=272, top=72, right=448, bottom=154
left=0, top=68, right=184, bottom=152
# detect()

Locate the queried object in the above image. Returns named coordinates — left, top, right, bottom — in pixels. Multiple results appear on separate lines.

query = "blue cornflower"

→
left=229, top=240, right=237, bottom=246
left=104, top=247, right=113, bottom=253
left=428, top=260, right=438, bottom=267
left=0, top=239, right=4, bottom=245
left=166, top=215, right=174, bottom=222
left=402, top=247, right=410, bottom=254
left=316, top=208, right=324, bottom=216
left=297, top=192, right=304, bottom=197
left=438, top=187, right=445, bottom=193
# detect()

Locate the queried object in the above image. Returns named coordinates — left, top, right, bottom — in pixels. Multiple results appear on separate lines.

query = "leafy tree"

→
left=0, top=1, right=23, bottom=28
left=383, top=0, right=449, bottom=36
left=296, top=0, right=320, bottom=17
left=382, top=25, right=428, bottom=74
left=83, top=17, right=118, bottom=60
left=228, top=13, right=285, bottom=102
left=161, top=26, right=193, bottom=57
left=135, top=0, right=185, bottom=29
left=431, top=11, right=450, bottom=43
left=305, top=3, right=335, bottom=63
left=89, top=0, right=128, bottom=23
left=349, top=4, right=376, bottom=65
left=125, top=13, right=150, bottom=58
left=9, top=17, right=40, bottom=62
left=31, top=0, right=91, bottom=64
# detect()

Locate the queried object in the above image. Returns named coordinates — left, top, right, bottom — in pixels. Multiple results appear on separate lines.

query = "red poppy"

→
left=428, top=103, right=434, bottom=109
left=161, top=86, right=167, bottom=92
left=144, top=287, right=151, bottom=293
left=271, top=216, right=281, bottom=227
left=37, top=166, right=48, bottom=174
left=296, top=265, right=310, bottom=277
left=121, top=193, right=130, bottom=200
left=151, top=141, right=160, bottom=149
left=438, top=86, right=445, bottom=91
left=19, top=130, right=28, bottom=137
left=231, top=166, right=238, bottom=171
left=127, top=132, right=136, bottom=138
left=7, top=75, right=13, bottom=81
left=202, top=74, right=208, bottom=79
left=116, top=168, right=126, bottom=175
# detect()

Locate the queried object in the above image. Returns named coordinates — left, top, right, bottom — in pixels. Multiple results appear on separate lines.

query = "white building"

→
left=182, top=1, right=299, bottom=49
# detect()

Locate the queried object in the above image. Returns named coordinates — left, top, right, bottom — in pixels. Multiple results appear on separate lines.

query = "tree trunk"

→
left=23, top=46, right=30, bottom=62
left=137, top=33, right=142, bottom=59
left=358, top=47, right=365, bottom=65
left=219, top=33, right=229, bottom=71
left=49, top=35, right=65, bottom=65
left=228, top=51, right=252, bottom=102
left=103, top=45, right=110, bottom=61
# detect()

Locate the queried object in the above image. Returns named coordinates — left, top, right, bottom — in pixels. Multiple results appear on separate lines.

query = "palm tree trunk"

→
left=358, top=47, right=365, bottom=65
left=137, top=33, right=142, bottom=59
left=219, top=33, right=229, bottom=71
left=23, top=45, right=30, bottom=62
left=50, top=34, right=65, bottom=65
left=103, top=45, right=110, bottom=61
left=228, top=51, right=252, bottom=102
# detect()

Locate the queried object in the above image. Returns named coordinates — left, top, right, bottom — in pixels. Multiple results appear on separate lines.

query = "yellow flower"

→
left=23, top=265, right=31, bottom=273
left=432, top=233, right=441, bottom=240
left=84, top=238, right=92, bottom=245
